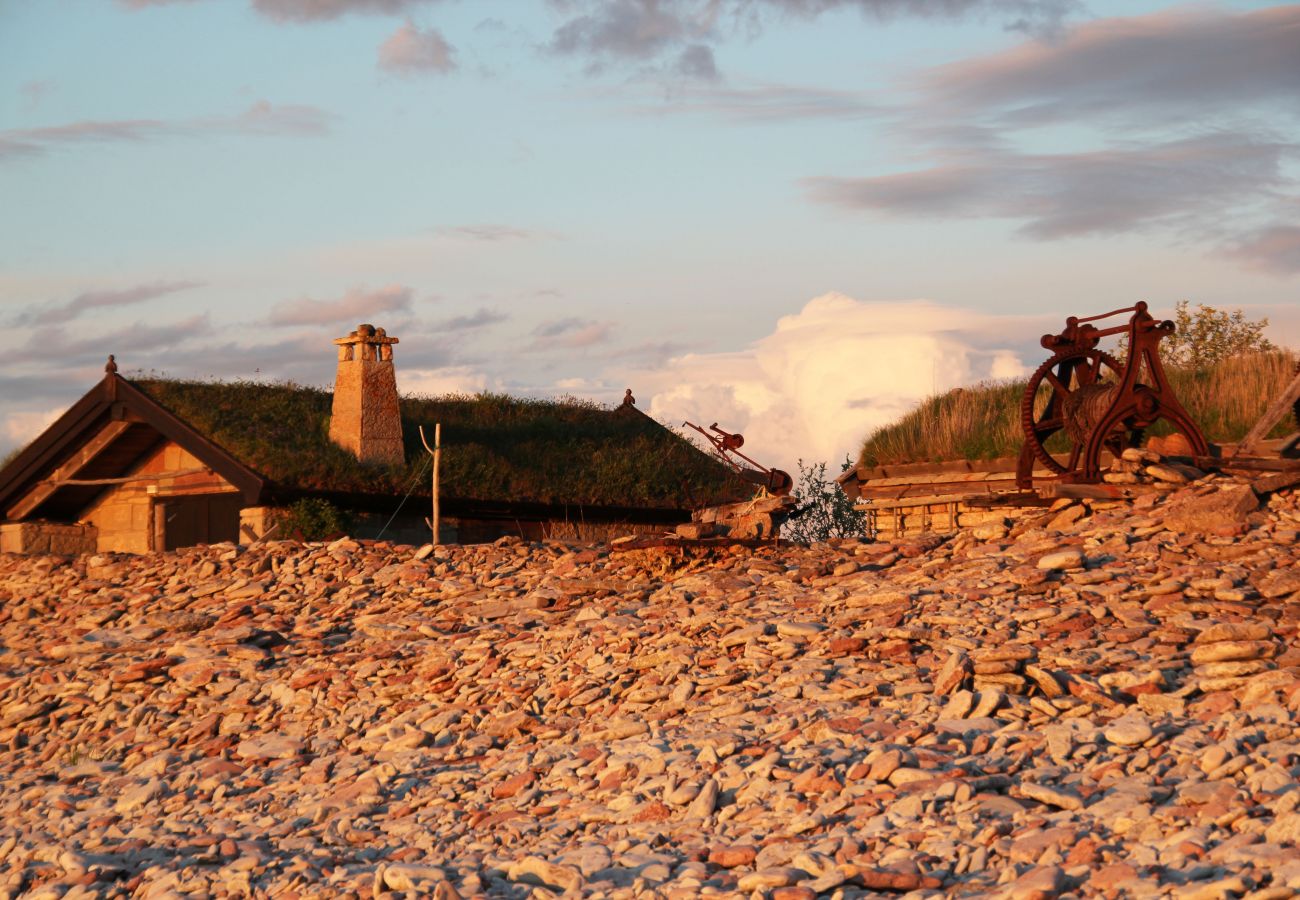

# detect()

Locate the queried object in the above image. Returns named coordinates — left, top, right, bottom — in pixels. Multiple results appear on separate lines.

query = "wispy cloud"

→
left=801, top=5, right=1300, bottom=271
left=119, top=0, right=442, bottom=21
left=432, top=224, right=534, bottom=241
left=0, top=101, right=331, bottom=161
left=547, top=0, right=1081, bottom=78
left=629, top=80, right=879, bottom=122
left=10, top=314, right=213, bottom=366
left=530, top=317, right=615, bottom=350
left=253, top=0, right=440, bottom=22
left=19, top=80, right=55, bottom=109
left=1223, top=224, right=1300, bottom=276
left=917, top=5, right=1300, bottom=125
left=266, top=284, right=414, bottom=327
left=436, top=308, right=508, bottom=331
left=805, top=133, right=1291, bottom=240
left=11, top=280, right=202, bottom=327
left=378, top=21, right=457, bottom=74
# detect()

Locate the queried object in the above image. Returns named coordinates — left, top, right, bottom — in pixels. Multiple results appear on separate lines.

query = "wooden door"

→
left=156, top=494, right=242, bottom=550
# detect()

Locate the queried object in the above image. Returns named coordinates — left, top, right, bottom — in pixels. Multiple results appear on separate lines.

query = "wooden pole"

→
left=433, top=422, right=441, bottom=546
left=419, top=424, right=443, bottom=546
left=1235, top=368, right=1300, bottom=457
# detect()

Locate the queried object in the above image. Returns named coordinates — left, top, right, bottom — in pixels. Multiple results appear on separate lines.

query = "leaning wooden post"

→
left=1235, top=367, right=1300, bottom=457
left=419, top=424, right=442, bottom=546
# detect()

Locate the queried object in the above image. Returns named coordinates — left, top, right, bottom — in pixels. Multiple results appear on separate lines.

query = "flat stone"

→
left=1105, top=715, right=1153, bottom=747
left=1019, top=782, right=1084, bottom=811
left=235, top=735, right=303, bottom=760
left=1037, top=548, right=1085, bottom=571
left=1191, top=641, right=1274, bottom=665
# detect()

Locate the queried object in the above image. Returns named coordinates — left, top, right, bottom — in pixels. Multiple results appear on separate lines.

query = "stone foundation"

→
left=0, top=521, right=98, bottom=556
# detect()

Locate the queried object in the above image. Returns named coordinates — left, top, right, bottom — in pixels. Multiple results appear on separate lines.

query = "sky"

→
left=1, top=0, right=1297, bottom=473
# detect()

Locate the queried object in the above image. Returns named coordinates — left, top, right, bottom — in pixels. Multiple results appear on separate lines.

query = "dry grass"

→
left=859, top=350, right=1298, bottom=467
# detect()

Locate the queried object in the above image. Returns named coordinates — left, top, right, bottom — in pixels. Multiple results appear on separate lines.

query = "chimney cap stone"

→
left=334, top=323, right=399, bottom=346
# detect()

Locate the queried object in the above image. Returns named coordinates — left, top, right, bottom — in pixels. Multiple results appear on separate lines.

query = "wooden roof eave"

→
left=113, top=377, right=266, bottom=505
left=0, top=374, right=268, bottom=517
left=0, top=377, right=118, bottom=514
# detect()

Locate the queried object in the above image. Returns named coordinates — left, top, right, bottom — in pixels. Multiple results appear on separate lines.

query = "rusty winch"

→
left=1016, top=302, right=1208, bottom=488
left=683, top=421, right=793, bottom=496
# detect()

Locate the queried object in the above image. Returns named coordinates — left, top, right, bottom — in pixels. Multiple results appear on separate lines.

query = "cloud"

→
left=378, top=21, right=457, bottom=74
left=10, top=315, right=213, bottom=367
left=252, top=0, right=439, bottom=21
left=1224, top=224, right=1300, bottom=276
left=11, top=280, right=201, bottom=327
left=805, top=132, right=1290, bottom=240
left=266, top=284, right=414, bottom=327
left=918, top=6, right=1300, bottom=126
left=0, top=101, right=331, bottom=161
left=398, top=365, right=490, bottom=397
left=223, top=100, right=332, bottom=135
left=615, top=292, right=1035, bottom=473
left=0, top=407, right=64, bottom=458
left=546, top=0, right=1080, bottom=76
left=432, top=224, right=533, bottom=241
left=436, top=308, right=508, bottom=331
left=20, top=80, right=55, bottom=109
left=549, top=0, right=712, bottom=67
left=675, top=43, right=719, bottom=81
left=530, top=317, right=615, bottom=350
left=630, top=81, right=878, bottom=121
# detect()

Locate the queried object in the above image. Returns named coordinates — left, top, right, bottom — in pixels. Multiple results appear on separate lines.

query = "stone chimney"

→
left=329, top=324, right=404, bottom=465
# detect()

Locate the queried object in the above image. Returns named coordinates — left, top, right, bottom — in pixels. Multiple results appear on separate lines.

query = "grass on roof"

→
left=134, top=379, right=742, bottom=508
left=859, top=350, right=1299, bottom=468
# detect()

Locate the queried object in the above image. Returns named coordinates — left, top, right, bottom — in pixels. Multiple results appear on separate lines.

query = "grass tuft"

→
left=859, top=350, right=1299, bottom=468
left=134, top=379, right=742, bottom=508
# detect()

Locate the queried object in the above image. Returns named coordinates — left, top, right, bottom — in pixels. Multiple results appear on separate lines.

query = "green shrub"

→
left=273, top=498, right=352, bottom=542
left=784, top=458, right=868, bottom=543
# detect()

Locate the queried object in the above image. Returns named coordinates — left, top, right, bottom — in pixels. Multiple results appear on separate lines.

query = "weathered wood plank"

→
left=1236, top=368, right=1300, bottom=457
left=1196, top=456, right=1300, bottom=473
left=1036, top=482, right=1164, bottom=500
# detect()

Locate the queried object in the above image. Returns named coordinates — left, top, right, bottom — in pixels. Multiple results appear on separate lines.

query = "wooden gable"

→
left=0, top=367, right=265, bottom=524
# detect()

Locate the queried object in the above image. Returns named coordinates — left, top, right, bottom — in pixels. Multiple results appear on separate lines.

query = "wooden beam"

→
left=6, top=420, right=132, bottom=518
left=57, top=467, right=212, bottom=487
left=1236, top=368, right=1300, bottom=457
left=1036, top=482, right=1163, bottom=500
left=1195, top=456, right=1300, bottom=473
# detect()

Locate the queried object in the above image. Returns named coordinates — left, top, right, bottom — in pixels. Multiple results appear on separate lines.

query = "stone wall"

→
left=868, top=500, right=1037, bottom=541
left=239, top=504, right=663, bottom=546
left=82, top=441, right=239, bottom=553
left=0, top=521, right=97, bottom=555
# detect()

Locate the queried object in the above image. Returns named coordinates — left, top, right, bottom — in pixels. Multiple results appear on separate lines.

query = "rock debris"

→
left=0, top=473, right=1298, bottom=898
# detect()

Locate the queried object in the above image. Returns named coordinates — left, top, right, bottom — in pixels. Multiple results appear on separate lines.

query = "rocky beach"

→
left=0, top=474, right=1298, bottom=899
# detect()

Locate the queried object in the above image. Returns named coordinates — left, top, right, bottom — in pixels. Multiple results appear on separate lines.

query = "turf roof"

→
left=132, top=379, right=743, bottom=510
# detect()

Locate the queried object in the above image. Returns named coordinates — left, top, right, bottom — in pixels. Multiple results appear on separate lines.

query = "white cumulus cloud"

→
left=399, top=365, right=490, bottom=397
left=1, top=406, right=63, bottom=459
left=618, top=293, right=1032, bottom=474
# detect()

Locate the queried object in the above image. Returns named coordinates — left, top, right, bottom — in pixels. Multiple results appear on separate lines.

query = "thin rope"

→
left=375, top=454, right=431, bottom=540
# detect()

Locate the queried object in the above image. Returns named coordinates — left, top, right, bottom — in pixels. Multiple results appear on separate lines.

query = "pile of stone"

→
left=1104, top=446, right=1205, bottom=487
left=0, top=472, right=1296, bottom=898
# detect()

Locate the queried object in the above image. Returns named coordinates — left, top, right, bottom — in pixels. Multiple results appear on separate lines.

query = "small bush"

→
left=784, top=458, right=868, bottom=543
left=273, top=498, right=352, bottom=542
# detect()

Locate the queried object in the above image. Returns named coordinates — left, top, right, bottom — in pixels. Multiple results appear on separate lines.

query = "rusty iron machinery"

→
left=1016, top=302, right=1208, bottom=488
left=683, top=421, right=794, bottom=496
